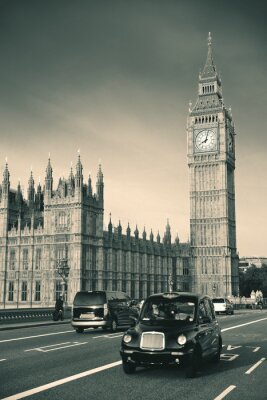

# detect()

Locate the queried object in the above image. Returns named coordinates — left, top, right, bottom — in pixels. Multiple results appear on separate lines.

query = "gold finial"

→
left=208, top=32, right=212, bottom=46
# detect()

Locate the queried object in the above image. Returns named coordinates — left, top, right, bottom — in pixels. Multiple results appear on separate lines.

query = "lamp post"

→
left=212, top=283, right=217, bottom=296
left=168, top=275, right=174, bottom=292
left=56, top=258, right=70, bottom=305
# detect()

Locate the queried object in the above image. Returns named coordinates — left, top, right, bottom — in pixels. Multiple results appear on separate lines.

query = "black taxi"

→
left=120, top=292, right=222, bottom=378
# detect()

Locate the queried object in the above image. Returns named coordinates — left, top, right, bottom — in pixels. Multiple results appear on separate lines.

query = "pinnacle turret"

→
left=142, top=227, right=147, bottom=241
left=2, top=161, right=10, bottom=199
left=75, top=151, right=83, bottom=191
left=28, top=170, right=35, bottom=204
left=108, top=213, right=113, bottom=235
left=87, top=174, right=92, bottom=197
left=96, top=163, right=104, bottom=202
left=45, top=156, right=53, bottom=195
left=134, top=225, right=139, bottom=239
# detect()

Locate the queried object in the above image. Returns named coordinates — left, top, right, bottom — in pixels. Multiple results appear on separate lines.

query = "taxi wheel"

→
left=212, top=342, right=221, bottom=363
left=123, top=361, right=136, bottom=374
left=111, top=319, right=118, bottom=332
left=76, top=328, right=84, bottom=333
left=186, top=348, right=201, bottom=378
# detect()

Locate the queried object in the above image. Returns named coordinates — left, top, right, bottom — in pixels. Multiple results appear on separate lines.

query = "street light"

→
left=168, top=276, right=174, bottom=292
left=212, top=283, right=217, bottom=296
left=56, top=258, right=70, bottom=305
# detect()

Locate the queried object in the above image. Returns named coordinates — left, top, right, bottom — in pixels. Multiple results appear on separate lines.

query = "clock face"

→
left=195, top=129, right=217, bottom=152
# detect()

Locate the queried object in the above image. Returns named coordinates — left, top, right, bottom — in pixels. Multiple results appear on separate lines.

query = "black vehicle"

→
left=120, top=292, right=222, bottom=378
left=71, top=290, right=138, bottom=333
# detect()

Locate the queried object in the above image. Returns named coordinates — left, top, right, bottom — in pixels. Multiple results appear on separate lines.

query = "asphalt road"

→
left=0, top=310, right=266, bottom=400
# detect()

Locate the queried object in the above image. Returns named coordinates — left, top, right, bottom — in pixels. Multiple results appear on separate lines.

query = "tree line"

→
left=239, top=264, right=267, bottom=297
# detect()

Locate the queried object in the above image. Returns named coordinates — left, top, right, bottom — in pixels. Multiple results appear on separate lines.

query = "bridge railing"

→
left=0, top=307, right=71, bottom=324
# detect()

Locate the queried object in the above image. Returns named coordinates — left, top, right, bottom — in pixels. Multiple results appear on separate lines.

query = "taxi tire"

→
left=123, top=361, right=136, bottom=374
left=185, top=348, right=201, bottom=378
left=76, top=327, right=84, bottom=333
left=111, top=319, right=118, bottom=332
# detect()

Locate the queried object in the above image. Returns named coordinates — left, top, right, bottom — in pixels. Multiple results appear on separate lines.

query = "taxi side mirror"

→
left=129, top=315, right=138, bottom=326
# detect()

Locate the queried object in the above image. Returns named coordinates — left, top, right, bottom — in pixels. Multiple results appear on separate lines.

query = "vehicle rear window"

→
left=73, top=291, right=107, bottom=306
left=212, top=298, right=225, bottom=303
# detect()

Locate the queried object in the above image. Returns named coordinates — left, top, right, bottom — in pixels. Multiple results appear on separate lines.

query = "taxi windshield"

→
left=141, top=296, right=196, bottom=322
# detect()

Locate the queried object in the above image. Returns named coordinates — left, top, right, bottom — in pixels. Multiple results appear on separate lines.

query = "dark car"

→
left=72, top=290, right=139, bottom=333
left=120, top=291, right=222, bottom=378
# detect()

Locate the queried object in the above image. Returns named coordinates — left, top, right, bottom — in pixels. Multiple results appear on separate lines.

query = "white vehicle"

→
left=212, top=298, right=234, bottom=315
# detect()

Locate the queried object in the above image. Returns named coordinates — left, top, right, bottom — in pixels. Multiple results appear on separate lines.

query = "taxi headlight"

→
left=177, top=334, right=187, bottom=346
left=123, top=334, right=132, bottom=344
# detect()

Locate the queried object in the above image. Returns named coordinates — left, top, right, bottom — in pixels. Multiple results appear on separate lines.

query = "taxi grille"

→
left=140, top=332, right=165, bottom=350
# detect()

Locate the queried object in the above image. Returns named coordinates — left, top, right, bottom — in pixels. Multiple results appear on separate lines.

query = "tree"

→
left=239, top=264, right=267, bottom=297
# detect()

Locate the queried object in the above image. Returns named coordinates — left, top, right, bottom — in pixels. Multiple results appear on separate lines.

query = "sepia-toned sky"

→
left=0, top=0, right=266, bottom=256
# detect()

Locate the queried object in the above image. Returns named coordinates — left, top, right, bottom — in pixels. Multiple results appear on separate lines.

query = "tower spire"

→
left=201, top=32, right=217, bottom=79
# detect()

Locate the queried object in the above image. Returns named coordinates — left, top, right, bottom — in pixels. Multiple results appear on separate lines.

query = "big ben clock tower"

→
left=187, top=33, right=239, bottom=297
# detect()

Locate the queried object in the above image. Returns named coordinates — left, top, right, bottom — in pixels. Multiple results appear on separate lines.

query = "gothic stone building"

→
left=0, top=156, right=191, bottom=309
left=0, top=34, right=239, bottom=309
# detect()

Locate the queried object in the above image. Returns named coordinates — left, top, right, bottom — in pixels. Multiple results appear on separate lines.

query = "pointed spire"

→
left=96, top=163, right=104, bottom=202
left=97, top=163, right=103, bottom=183
left=108, top=212, right=113, bottom=235
left=87, top=174, right=92, bottom=197
left=150, top=229, right=154, bottom=242
left=76, top=150, right=83, bottom=175
left=2, top=161, right=10, bottom=198
left=16, top=180, right=23, bottom=206
left=118, top=220, right=122, bottom=237
left=142, top=227, right=147, bottom=241
left=2, top=161, right=10, bottom=184
left=134, top=225, right=139, bottom=239
left=75, top=151, right=83, bottom=193
left=201, top=32, right=217, bottom=78
left=126, top=222, right=131, bottom=239
left=46, top=156, right=52, bottom=178
left=164, top=219, right=171, bottom=247
left=157, top=231, right=161, bottom=244
left=45, top=156, right=53, bottom=196
left=28, top=170, right=35, bottom=204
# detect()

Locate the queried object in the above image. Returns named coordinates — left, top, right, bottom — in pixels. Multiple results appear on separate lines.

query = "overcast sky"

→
left=0, top=0, right=266, bottom=256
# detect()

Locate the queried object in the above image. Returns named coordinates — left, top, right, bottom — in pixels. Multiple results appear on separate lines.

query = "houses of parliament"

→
left=0, top=34, right=239, bottom=309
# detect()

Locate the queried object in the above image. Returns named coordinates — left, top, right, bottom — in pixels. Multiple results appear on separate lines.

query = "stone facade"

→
left=0, top=156, right=191, bottom=309
left=0, top=34, right=240, bottom=309
left=187, top=33, right=239, bottom=297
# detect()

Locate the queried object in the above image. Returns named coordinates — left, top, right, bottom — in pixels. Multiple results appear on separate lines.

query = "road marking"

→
left=25, top=341, right=88, bottom=352
left=0, top=360, right=122, bottom=400
left=0, top=359, right=6, bottom=362
left=24, top=342, right=88, bottom=353
left=214, top=385, right=236, bottom=400
left=220, top=353, right=239, bottom=362
left=0, top=330, right=74, bottom=344
left=226, top=345, right=241, bottom=351
left=25, top=342, right=71, bottom=351
left=109, top=334, right=123, bottom=339
left=245, top=358, right=266, bottom=375
left=93, top=333, right=123, bottom=339
left=246, top=346, right=260, bottom=352
left=221, top=317, right=267, bottom=332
